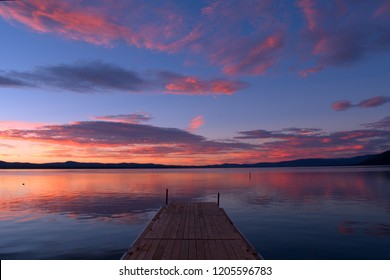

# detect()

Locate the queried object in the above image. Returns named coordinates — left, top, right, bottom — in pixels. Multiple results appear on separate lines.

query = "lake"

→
left=0, top=167, right=389, bottom=260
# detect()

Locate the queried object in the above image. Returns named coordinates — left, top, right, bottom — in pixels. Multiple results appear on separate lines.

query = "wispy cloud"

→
left=187, top=115, right=204, bottom=132
left=221, top=33, right=284, bottom=76
left=358, top=96, right=390, bottom=108
left=362, top=116, right=390, bottom=129
left=332, top=100, right=353, bottom=111
left=0, top=74, right=30, bottom=87
left=0, top=61, right=246, bottom=95
left=373, top=1, right=390, bottom=18
left=332, top=96, right=390, bottom=111
left=0, top=143, right=14, bottom=149
left=160, top=71, right=247, bottom=95
left=92, top=113, right=152, bottom=124
left=298, top=66, right=324, bottom=78
left=0, top=0, right=190, bottom=50
left=4, top=1, right=388, bottom=77
left=0, top=0, right=134, bottom=47
left=0, top=120, right=47, bottom=130
left=297, top=0, right=390, bottom=76
left=235, top=124, right=390, bottom=159
left=12, top=61, right=146, bottom=93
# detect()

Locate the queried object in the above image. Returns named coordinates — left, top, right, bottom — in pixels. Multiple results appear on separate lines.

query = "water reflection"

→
left=0, top=167, right=389, bottom=259
left=339, top=221, right=390, bottom=236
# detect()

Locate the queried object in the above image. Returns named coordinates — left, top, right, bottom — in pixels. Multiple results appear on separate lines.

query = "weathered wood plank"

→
left=196, top=240, right=206, bottom=260
left=171, top=239, right=182, bottom=260
left=152, top=238, right=168, bottom=260
left=179, top=239, right=189, bottom=260
left=161, top=239, right=175, bottom=260
left=188, top=239, right=197, bottom=260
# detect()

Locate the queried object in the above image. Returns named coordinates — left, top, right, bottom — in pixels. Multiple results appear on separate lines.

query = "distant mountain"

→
left=359, top=150, right=390, bottom=165
left=0, top=150, right=389, bottom=169
left=202, top=154, right=377, bottom=168
left=0, top=160, right=182, bottom=169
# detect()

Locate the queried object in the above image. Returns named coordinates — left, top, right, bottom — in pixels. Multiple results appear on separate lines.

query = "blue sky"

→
left=0, top=0, right=389, bottom=164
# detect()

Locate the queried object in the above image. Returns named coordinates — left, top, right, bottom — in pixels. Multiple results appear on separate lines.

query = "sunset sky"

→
left=0, top=0, right=389, bottom=165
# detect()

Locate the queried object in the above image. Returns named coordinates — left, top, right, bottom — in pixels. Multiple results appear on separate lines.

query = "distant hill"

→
left=359, top=150, right=390, bottom=165
left=203, top=154, right=376, bottom=168
left=0, top=160, right=181, bottom=169
left=0, top=150, right=389, bottom=169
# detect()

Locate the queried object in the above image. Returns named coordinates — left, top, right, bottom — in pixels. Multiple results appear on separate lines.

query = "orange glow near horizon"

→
left=0, top=139, right=373, bottom=165
left=0, top=117, right=386, bottom=165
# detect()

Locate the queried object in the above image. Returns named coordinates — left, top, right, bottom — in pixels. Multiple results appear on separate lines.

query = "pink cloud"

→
left=332, top=100, right=353, bottom=111
left=332, top=96, right=390, bottom=111
left=0, top=0, right=189, bottom=51
left=358, top=96, right=390, bottom=108
left=1, top=0, right=389, bottom=78
left=297, top=0, right=320, bottom=32
left=187, top=116, right=204, bottom=132
left=0, top=120, right=47, bottom=130
left=297, top=0, right=390, bottom=74
left=163, top=74, right=246, bottom=95
left=0, top=0, right=136, bottom=47
left=222, top=33, right=284, bottom=76
left=298, top=66, right=324, bottom=78
left=373, top=1, right=390, bottom=17
left=0, top=0, right=285, bottom=77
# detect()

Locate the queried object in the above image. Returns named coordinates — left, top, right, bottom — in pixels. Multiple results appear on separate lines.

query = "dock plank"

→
left=122, top=202, right=261, bottom=260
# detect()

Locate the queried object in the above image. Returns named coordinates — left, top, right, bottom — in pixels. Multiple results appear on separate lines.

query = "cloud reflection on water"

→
left=1, top=167, right=390, bottom=259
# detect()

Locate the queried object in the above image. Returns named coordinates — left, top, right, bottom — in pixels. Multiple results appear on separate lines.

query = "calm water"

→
left=0, top=167, right=389, bottom=260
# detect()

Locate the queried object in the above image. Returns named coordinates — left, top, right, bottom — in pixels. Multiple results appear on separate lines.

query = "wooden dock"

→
left=121, top=202, right=262, bottom=260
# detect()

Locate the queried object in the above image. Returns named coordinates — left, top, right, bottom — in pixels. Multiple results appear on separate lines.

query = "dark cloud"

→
left=281, top=127, right=322, bottom=134
left=0, top=120, right=255, bottom=154
left=12, top=61, right=146, bottom=92
left=0, top=74, right=29, bottom=87
left=92, top=113, right=152, bottom=124
left=0, top=61, right=246, bottom=95
left=2, top=121, right=203, bottom=145
left=332, top=96, right=390, bottom=111
left=235, top=127, right=322, bottom=140
left=235, top=129, right=286, bottom=140
left=362, top=116, right=390, bottom=129
left=235, top=125, right=390, bottom=156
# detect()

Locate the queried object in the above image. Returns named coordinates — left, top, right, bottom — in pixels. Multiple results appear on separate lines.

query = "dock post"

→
left=166, top=188, right=168, bottom=206
left=217, top=192, right=220, bottom=206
